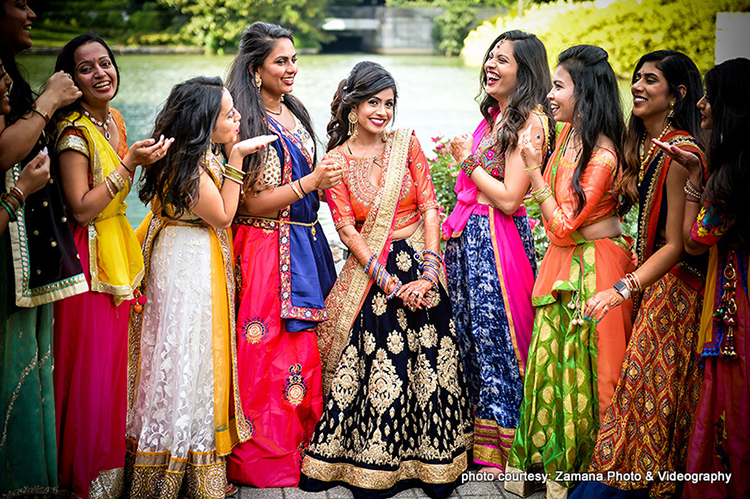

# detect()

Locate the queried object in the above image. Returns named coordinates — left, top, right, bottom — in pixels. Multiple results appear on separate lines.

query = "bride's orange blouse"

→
left=325, top=131, right=439, bottom=232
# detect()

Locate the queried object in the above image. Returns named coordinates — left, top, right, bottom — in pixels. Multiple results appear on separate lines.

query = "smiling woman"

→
left=49, top=32, right=171, bottom=498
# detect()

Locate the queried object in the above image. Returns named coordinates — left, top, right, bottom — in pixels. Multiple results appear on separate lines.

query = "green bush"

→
left=432, top=4, right=479, bottom=56
left=462, top=0, right=750, bottom=77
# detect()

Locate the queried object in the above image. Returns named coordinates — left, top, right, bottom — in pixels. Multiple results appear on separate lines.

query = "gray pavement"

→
left=237, top=478, right=547, bottom=499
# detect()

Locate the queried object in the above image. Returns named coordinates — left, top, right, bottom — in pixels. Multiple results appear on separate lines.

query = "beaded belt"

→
left=234, top=216, right=320, bottom=239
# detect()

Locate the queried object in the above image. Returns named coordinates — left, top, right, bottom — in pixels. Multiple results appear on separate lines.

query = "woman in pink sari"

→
left=441, top=30, right=554, bottom=474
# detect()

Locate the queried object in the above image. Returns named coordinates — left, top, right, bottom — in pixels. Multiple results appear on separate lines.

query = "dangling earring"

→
left=254, top=73, right=262, bottom=89
left=348, top=110, right=358, bottom=138
left=382, top=130, right=388, bottom=142
left=667, top=101, right=675, bottom=119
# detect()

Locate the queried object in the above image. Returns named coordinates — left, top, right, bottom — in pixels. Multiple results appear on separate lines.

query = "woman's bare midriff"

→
left=392, top=219, right=421, bottom=240
left=578, top=216, right=622, bottom=240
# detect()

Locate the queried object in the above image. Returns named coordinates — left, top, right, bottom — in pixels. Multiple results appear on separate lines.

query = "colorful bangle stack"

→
left=460, top=156, right=480, bottom=178
left=531, top=183, right=552, bottom=204
left=364, top=253, right=401, bottom=298
left=1, top=187, right=25, bottom=222
left=223, top=164, right=245, bottom=185
left=684, top=178, right=703, bottom=202
left=623, top=272, right=642, bottom=294
left=419, top=249, right=442, bottom=290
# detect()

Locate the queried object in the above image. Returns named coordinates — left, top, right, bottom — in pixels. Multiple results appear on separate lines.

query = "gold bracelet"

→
left=289, top=181, right=304, bottom=200
left=107, top=169, right=127, bottom=192
left=224, top=163, right=244, bottom=176
left=523, top=164, right=542, bottom=171
left=103, top=177, right=116, bottom=199
left=31, top=105, right=50, bottom=125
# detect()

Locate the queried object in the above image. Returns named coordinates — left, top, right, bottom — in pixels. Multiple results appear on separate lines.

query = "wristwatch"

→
left=613, top=279, right=629, bottom=300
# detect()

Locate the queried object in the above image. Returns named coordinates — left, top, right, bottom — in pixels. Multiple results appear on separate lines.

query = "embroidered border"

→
left=317, top=128, right=413, bottom=396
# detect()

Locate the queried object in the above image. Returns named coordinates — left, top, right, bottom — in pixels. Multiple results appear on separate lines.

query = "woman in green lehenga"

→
left=505, top=45, right=636, bottom=499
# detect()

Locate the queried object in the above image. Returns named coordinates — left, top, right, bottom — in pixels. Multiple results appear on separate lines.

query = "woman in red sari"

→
left=52, top=33, right=170, bottom=498
left=225, top=22, right=340, bottom=487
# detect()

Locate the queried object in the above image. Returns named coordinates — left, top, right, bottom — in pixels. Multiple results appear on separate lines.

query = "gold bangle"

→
left=289, top=181, right=304, bottom=200
left=31, top=105, right=50, bottom=125
left=103, top=177, right=116, bottom=199
left=523, top=164, right=542, bottom=171
left=107, top=169, right=126, bottom=192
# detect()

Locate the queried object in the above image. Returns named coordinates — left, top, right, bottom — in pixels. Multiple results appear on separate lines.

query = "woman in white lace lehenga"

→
left=125, top=76, right=276, bottom=498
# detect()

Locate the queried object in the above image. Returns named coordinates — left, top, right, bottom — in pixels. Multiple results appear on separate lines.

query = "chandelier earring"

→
left=667, top=101, right=675, bottom=120
left=348, top=110, right=359, bottom=138
left=254, top=73, right=262, bottom=89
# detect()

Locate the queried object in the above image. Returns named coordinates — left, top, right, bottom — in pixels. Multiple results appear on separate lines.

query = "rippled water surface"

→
left=18, top=53, right=482, bottom=237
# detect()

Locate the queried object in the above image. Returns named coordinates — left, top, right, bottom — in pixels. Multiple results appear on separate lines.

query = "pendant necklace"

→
left=83, top=109, right=113, bottom=140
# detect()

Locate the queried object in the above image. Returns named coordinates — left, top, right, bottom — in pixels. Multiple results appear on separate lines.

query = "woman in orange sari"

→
left=506, top=45, right=636, bottom=498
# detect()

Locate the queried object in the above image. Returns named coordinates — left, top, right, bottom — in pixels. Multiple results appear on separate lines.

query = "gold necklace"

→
left=638, top=122, right=671, bottom=187
left=347, top=142, right=385, bottom=168
left=266, top=102, right=283, bottom=115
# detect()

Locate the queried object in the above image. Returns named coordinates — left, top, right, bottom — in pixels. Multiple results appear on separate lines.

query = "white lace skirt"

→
left=127, top=225, right=216, bottom=457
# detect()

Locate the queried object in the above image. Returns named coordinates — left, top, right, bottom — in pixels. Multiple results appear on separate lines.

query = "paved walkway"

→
left=237, top=477, right=547, bottom=499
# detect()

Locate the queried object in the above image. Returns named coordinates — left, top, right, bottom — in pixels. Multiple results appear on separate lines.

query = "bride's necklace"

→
left=347, top=142, right=385, bottom=168
left=83, top=108, right=112, bottom=140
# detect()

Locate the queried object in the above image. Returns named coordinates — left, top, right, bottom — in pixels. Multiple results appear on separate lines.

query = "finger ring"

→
left=64, top=72, right=72, bottom=79
left=592, top=298, right=599, bottom=304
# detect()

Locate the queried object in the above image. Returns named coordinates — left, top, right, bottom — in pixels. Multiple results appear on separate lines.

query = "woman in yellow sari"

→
left=127, top=76, right=275, bottom=498
left=52, top=33, right=171, bottom=498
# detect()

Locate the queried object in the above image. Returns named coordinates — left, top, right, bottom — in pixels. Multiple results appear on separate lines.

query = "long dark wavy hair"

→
left=138, top=76, right=225, bottom=219
left=702, top=58, right=750, bottom=248
left=478, top=30, right=555, bottom=163
left=326, top=61, right=397, bottom=152
left=51, top=32, right=120, bottom=128
left=0, top=0, right=34, bottom=126
left=558, top=45, right=627, bottom=217
left=226, top=21, right=316, bottom=190
left=620, top=50, right=704, bottom=205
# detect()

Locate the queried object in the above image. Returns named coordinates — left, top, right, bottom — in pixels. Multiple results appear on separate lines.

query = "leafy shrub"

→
left=432, top=4, right=479, bottom=56
left=463, top=0, right=750, bottom=76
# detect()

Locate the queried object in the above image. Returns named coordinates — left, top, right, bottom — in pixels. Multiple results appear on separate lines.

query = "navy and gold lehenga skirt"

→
left=300, top=238, right=473, bottom=499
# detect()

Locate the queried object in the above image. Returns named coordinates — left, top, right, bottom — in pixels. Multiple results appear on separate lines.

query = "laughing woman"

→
left=52, top=33, right=170, bottom=497
left=506, top=45, right=636, bottom=498
left=300, top=61, right=472, bottom=499
left=441, top=30, right=553, bottom=474
left=574, top=51, right=707, bottom=499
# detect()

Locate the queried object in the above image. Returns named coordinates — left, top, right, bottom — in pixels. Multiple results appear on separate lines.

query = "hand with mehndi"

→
left=583, top=288, right=625, bottom=322
left=450, top=133, right=473, bottom=164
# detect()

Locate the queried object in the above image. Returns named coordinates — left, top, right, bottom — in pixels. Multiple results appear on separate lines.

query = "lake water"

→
left=18, top=53, right=483, bottom=241
left=17, top=52, right=633, bottom=244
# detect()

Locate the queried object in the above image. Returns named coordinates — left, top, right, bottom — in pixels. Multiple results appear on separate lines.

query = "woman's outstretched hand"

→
left=652, top=139, right=702, bottom=177
left=583, top=288, right=625, bottom=322
left=125, top=135, right=175, bottom=169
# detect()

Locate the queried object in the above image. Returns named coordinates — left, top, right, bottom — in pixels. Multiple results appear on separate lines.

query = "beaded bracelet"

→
left=460, top=156, right=480, bottom=178
left=684, top=179, right=702, bottom=200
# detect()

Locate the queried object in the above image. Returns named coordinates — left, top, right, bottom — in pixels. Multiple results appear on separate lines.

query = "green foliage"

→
left=387, top=0, right=511, bottom=6
left=426, top=135, right=460, bottom=218
left=432, top=4, right=479, bottom=56
left=156, top=0, right=333, bottom=53
left=463, top=0, right=750, bottom=77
